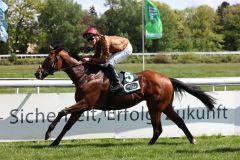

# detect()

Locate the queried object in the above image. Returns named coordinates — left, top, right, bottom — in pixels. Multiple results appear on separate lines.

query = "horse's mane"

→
left=53, top=44, right=82, bottom=61
left=69, top=52, right=82, bottom=61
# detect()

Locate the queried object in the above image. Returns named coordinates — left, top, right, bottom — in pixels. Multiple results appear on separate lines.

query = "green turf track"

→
left=0, top=63, right=240, bottom=78
left=0, top=136, right=239, bottom=160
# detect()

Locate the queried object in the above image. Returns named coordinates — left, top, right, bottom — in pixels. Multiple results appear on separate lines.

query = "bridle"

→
left=41, top=48, right=84, bottom=76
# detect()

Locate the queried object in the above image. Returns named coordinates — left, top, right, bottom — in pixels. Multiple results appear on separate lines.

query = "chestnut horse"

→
left=35, top=47, right=215, bottom=146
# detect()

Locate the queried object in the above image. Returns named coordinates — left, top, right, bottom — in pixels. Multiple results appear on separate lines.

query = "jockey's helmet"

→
left=83, top=27, right=98, bottom=37
left=83, top=27, right=99, bottom=42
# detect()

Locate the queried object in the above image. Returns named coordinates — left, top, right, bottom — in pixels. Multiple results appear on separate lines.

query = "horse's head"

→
left=35, top=45, right=80, bottom=80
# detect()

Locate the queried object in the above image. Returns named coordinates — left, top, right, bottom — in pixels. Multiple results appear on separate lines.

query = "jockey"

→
left=82, top=27, right=133, bottom=92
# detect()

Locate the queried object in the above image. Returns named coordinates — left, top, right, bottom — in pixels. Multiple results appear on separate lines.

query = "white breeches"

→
left=101, top=43, right=133, bottom=67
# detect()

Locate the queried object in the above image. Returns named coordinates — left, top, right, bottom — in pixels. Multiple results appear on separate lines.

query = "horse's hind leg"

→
left=163, top=105, right=197, bottom=144
left=50, top=111, right=83, bottom=146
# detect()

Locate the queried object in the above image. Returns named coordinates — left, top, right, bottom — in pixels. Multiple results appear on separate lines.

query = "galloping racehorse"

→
left=35, top=46, right=216, bottom=146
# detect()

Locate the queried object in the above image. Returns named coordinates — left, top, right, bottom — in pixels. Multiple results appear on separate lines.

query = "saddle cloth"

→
left=111, top=71, right=141, bottom=95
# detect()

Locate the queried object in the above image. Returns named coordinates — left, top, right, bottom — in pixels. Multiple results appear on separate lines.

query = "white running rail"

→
left=1, top=77, right=240, bottom=94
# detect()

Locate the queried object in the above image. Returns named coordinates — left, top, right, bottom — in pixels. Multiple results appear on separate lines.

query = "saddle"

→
left=111, top=71, right=141, bottom=96
left=83, top=64, right=141, bottom=96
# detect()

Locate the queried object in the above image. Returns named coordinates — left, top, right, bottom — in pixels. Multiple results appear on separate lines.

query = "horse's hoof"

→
left=45, top=132, right=51, bottom=140
left=50, top=141, right=59, bottom=147
left=191, top=138, right=197, bottom=144
left=148, top=140, right=156, bottom=145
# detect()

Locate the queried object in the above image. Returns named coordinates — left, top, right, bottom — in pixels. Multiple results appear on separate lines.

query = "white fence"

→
left=1, top=51, right=240, bottom=59
left=1, top=77, right=240, bottom=94
left=0, top=54, right=48, bottom=59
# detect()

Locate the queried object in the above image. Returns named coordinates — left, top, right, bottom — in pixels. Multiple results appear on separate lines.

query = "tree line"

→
left=0, top=0, right=239, bottom=55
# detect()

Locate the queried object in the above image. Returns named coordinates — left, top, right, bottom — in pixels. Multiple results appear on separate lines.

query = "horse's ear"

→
left=49, top=45, right=54, bottom=51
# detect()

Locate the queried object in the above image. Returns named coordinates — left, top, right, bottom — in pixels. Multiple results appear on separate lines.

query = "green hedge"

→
left=122, top=54, right=240, bottom=64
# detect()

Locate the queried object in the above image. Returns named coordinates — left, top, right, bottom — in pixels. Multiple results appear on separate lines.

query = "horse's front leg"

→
left=45, top=109, right=68, bottom=140
left=45, top=99, right=91, bottom=146
left=50, top=111, right=83, bottom=146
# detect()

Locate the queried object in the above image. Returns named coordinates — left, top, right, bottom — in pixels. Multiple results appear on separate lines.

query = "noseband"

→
left=41, top=54, right=60, bottom=76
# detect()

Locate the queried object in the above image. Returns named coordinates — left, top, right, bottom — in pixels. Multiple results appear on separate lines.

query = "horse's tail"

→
left=170, top=78, right=216, bottom=110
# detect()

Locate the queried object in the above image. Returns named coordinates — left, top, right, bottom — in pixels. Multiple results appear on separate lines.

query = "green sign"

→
left=145, top=0, right=162, bottom=39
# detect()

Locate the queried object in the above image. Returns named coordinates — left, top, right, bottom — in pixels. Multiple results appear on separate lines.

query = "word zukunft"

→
left=169, top=104, right=228, bottom=120
left=9, top=105, right=228, bottom=124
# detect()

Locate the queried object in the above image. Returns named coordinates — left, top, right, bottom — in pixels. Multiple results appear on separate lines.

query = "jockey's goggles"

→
left=84, top=34, right=95, bottom=42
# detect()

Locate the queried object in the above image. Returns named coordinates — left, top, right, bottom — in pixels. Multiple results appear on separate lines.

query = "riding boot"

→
left=107, top=65, right=123, bottom=91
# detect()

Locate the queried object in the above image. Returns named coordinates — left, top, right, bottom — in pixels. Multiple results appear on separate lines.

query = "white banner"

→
left=0, top=91, right=240, bottom=141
